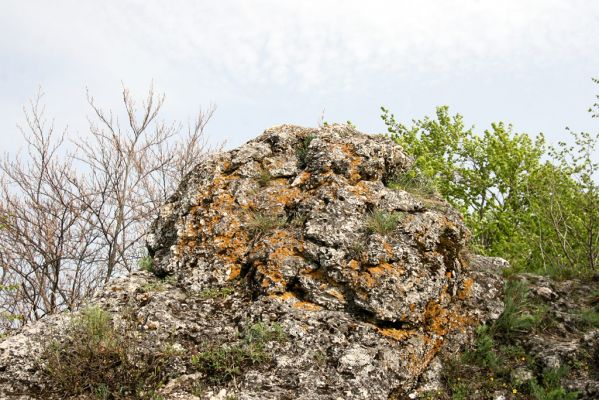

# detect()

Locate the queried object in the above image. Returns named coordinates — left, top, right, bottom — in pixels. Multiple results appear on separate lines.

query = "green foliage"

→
left=529, top=367, right=579, bottom=400
left=140, top=280, right=168, bottom=293
left=494, top=280, right=548, bottom=340
left=190, top=322, right=286, bottom=385
left=297, top=134, right=316, bottom=168
left=365, top=210, right=404, bottom=235
left=138, top=255, right=155, bottom=274
left=463, top=325, right=499, bottom=372
left=577, top=308, right=599, bottom=329
left=381, top=78, right=599, bottom=278
left=42, top=307, right=174, bottom=399
left=257, top=168, right=272, bottom=187
left=0, top=283, right=21, bottom=336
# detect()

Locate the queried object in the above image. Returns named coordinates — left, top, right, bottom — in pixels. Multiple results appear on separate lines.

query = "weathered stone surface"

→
left=0, top=124, right=505, bottom=399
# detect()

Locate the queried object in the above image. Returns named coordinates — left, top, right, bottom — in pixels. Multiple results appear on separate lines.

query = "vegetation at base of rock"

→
left=140, top=277, right=174, bottom=293
left=365, top=210, right=404, bottom=235
left=493, top=280, right=550, bottom=340
left=382, top=78, right=599, bottom=279
left=42, top=307, right=175, bottom=399
left=436, top=278, right=589, bottom=400
left=246, top=211, right=287, bottom=237
left=190, top=322, right=286, bottom=385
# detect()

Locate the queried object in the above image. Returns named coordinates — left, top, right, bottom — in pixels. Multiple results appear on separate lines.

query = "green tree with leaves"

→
left=382, top=78, right=598, bottom=277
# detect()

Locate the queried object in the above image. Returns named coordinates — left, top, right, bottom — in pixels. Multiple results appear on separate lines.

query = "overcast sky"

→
left=2, top=0, right=599, bottom=154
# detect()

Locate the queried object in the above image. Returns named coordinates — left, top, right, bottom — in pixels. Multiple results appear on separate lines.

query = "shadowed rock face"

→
left=0, top=124, right=504, bottom=399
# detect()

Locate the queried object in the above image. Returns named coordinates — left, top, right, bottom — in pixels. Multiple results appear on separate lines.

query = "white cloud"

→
left=4, top=0, right=598, bottom=93
left=1, top=0, right=598, bottom=154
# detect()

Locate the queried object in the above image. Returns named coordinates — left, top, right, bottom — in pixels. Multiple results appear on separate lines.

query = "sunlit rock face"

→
left=0, top=124, right=504, bottom=399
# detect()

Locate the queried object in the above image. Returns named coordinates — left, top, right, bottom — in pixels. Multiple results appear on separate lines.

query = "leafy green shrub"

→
left=365, top=210, right=404, bottom=235
left=191, top=322, right=286, bottom=385
left=381, top=79, right=599, bottom=278
left=42, top=307, right=173, bottom=399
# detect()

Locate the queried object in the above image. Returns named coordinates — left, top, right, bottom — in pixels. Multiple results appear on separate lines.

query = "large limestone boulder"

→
left=0, top=124, right=504, bottom=399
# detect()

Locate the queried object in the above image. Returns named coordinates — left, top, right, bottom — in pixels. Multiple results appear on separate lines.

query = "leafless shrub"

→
left=0, top=85, right=218, bottom=332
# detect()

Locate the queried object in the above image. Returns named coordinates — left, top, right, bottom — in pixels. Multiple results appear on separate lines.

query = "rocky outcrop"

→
left=0, top=124, right=504, bottom=399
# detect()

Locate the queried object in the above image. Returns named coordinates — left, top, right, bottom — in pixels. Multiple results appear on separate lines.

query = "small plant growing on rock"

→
left=139, top=255, right=155, bottom=273
left=190, top=322, right=286, bottom=385
left=246, top=211, right=287, bottom=237
left=42, top=306, right=174, bottom=399
left=297, top=134, right=316, bottom=168
left=365, top=210, right=404, bottom=235
left=386, top=169, right=438, bottom=198
left=494, top=280, right=548, bottom=339
left=257, top=168, right=272, bottom=187
left=197, top=286, right=234, bottom=299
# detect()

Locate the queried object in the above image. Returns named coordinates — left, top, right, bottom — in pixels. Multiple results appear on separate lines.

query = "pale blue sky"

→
left=1, top=0, right=599, bottom=154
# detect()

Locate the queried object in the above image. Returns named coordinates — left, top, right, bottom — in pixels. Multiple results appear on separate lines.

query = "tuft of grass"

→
left=297, top=134, right=316, bottom=168
left=463, top=325, right=500, bottom=372
left=347, top=242, right=366, bottom=261
left=140, top=281, right=167, bottom=293
left=529, top=366, right=579, bottom=400
left=365, top=210, right=404, bottom=235
left=190, top=322, right=286, bottom=385
left=386, top=169, right=438, bottom=198
left=246, top=211, right=287, bottom=237
left=577, top=308, right=599, bottom=329
left=493, top=279, right=548, bottom=339
left=138, top=255, right=155, bottom=274
left=257, top=168, right=272, bottom=187
left=288, top=210, right=308, bottom=228
left=197, top=286, right=234, bottom=299
left=42, top=307, right=174, bottom=399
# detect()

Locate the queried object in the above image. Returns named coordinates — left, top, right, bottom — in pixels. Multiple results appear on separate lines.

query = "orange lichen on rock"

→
left=272, top=291, right=298, bottom=301
left=377, top=327, right=417, bottom=342
left=367, top=263, right=394, bottom=278
left=457, top=277, right=474, bottom=300
left=348, top=259, right=361, bottom=270
left=424, top=299, right=476, bottom=338
left=339, top=144, right=362, bottom=183
left=293, top=301, right=323, bottom=311
left=424, top=302, right=451, bottom=336
left=293, top=170, right=311, bottom=186
left=326, top=288, right=346, bottom=302
left=227, top=264, right=241, bottom=280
